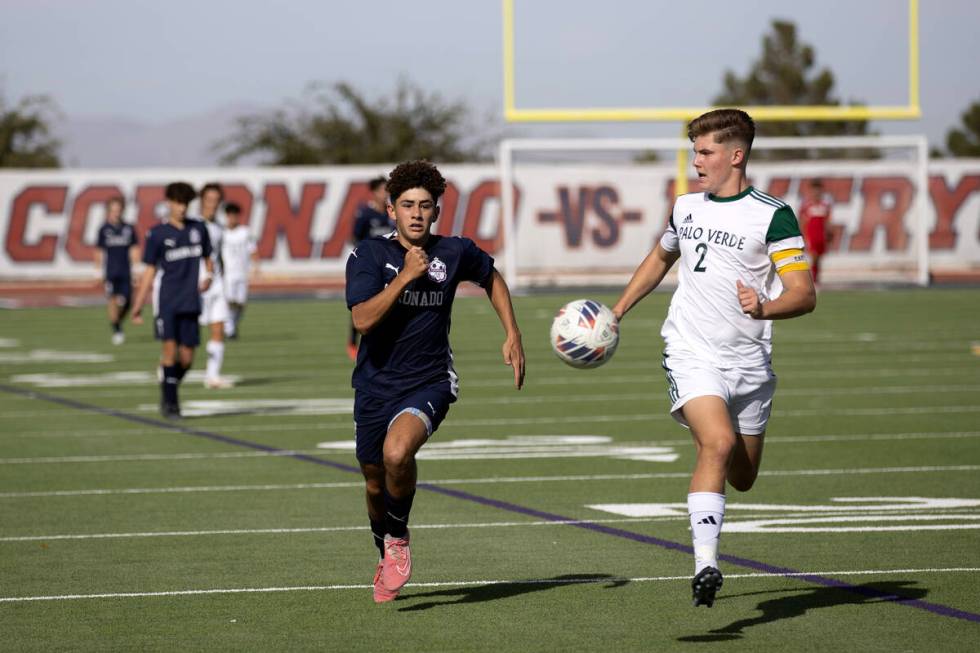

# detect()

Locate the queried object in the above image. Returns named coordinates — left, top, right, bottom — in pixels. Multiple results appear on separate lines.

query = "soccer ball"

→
left=550, top=299, right=620, bottom=369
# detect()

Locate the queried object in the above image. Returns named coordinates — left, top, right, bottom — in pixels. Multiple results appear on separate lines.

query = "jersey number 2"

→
left=694, top=243, right=708, bottom=272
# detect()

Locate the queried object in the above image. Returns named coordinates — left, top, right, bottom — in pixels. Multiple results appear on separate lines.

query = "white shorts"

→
left=199, top=283, right=230, bottom=326
left=661, top=350, right=776, bottom=436
left=224, top=278, right=249, bottom=305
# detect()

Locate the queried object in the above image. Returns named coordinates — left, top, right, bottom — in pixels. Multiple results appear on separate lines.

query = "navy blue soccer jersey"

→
left=352, top=205, right=394, bottom=243
left=346, top=234, right=494, bottom=397
left=143, top=219, right=212, bottom=314
left=96, top=222, right=137, bottom=279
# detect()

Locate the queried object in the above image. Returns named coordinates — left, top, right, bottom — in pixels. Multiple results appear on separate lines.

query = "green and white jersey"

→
left=660, top=186, right=806, bottom=368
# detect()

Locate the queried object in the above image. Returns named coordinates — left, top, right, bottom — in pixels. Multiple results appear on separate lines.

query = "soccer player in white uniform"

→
left=220, top=202, right=257, bottom=339
left=612, top=109, right=816, bottom=608
left=197, top=183, right=232, bottom=389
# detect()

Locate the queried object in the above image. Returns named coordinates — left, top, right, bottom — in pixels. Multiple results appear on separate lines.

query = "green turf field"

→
left=1, top=288, right=978, bottom=651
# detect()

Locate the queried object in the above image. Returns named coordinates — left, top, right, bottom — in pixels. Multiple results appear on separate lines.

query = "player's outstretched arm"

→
left=737, top=269, right=816, bottom=320
left=351, top=246, right=428, bottom=335
left=485, top=268, right=525, bottom=390
left=612, top=243, right=680, bottom=320
left=130, top=265, right=157, bottom=325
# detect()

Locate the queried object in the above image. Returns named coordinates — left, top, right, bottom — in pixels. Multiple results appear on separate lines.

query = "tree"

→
left=217, top=79, right=490, bottom=165
left=713, top=20, right=875, bottom=159
left=0, top=92, right=62, bottom=168
left=942, top=99, right=980, bottom=157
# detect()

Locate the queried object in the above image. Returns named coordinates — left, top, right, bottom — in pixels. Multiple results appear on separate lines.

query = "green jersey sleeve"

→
left=765, top=205, right=803, bottom=242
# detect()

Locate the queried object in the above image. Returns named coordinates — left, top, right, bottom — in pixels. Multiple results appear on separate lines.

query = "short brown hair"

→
left=386, top=160, right=446, bottom=203
left=688, top=109, right=755, bottom=155
left=200, top=182, right=224, bottom=200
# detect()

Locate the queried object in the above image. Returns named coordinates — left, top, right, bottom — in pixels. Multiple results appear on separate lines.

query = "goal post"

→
left=497, top=134, right=930, bottom=290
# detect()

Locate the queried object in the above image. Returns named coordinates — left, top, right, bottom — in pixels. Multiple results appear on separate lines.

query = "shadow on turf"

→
left=397, top=574, right=629, bottom=611
left=676, top=580, right=928, bottom=643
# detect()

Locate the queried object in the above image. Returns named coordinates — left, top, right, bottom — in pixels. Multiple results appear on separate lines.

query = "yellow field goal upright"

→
left=502, top=0, right=921, bottom=196
left=502, top=0, right=920, bottom=125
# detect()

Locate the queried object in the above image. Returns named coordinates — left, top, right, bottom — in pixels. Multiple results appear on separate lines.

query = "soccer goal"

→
left=497, top=135, right=930, bottom=290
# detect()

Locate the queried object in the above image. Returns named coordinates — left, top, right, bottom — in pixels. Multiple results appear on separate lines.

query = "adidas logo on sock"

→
left=697, top=516, right=718, bottom=525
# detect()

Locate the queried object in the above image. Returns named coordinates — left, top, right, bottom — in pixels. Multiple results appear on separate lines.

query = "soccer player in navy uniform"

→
left=346, top=160, right=525, bottom=603
left=347, top=175, right=393, bottom=360
left=130, top=182, right=214, bottom=419
left=94, top=196, right=138, bottom=345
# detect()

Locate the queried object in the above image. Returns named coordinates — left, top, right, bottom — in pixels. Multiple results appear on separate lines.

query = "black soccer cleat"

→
left=160, top=402, right=182, bottom=420
left=692, top=566, right=723, bottom=608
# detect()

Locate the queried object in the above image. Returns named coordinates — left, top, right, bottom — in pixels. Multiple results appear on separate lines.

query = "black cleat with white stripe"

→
left=692, top=566, right=723, bottom=607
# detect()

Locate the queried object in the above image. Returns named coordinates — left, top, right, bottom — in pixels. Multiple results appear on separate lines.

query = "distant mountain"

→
left=58, top=102, right=266, bottom=169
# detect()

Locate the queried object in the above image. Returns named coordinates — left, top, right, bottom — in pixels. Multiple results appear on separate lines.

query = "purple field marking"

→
left=3, top=382, right=979, bottom=624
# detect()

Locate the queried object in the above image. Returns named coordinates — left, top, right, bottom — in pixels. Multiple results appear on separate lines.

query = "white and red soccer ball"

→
left=550, top=299, right=620, bottom=369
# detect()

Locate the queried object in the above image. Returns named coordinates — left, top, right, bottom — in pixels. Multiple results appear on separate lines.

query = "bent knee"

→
left=698, top=436, right=736, bottom=461
left=382, top=446, right=414, bottom=472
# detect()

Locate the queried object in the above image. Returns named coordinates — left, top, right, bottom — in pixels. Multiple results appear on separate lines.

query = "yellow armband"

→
left=771, top=248, right=810, bottom=274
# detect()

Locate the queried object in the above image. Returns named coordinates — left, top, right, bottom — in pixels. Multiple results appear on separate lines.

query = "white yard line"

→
left=2, top=465, right=978, bottom=498
left=2, top=567, right=978, bottom=603
left=4, top=510, right=979, bottom=543
left=26, top=383, right=980, bottom=403
left=3, top=431, right=978, bottom=464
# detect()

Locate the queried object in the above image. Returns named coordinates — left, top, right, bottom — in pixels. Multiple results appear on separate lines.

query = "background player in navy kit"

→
left=346, top=160, right=525, bottom=603
left=130, top=182, right=213, bottom=419
left=94, top=196, right=138, bottom=345
left=347, top=175, right=392, bottom=360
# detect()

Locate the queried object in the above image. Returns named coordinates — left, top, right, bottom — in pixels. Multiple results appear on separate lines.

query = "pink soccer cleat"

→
left=373, top=561, right=399, bottom=603
left=381, top=532, right=412, bottom=591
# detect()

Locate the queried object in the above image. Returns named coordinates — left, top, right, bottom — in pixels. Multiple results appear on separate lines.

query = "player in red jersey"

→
left=799, top=179, right=833, bottom=286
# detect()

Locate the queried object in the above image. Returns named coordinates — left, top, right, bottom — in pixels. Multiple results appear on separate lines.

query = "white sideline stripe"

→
left=3, top=567, right=978, bottom=603
left=4, top=430, right=978, bottom=462
left=2, top=465, right=978, bottom=498
left=18, top=383, right=980, bottom=403
left=5, top=510, right=979, bottom=543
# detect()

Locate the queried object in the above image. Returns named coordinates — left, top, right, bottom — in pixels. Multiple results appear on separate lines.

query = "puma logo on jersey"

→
left=385, top=263, right=400, bottom=275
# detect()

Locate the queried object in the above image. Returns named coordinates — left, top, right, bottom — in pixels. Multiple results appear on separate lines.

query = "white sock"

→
left=206, top=340, right=224, bottom=380
left=688, top=491, right=726, bottom=574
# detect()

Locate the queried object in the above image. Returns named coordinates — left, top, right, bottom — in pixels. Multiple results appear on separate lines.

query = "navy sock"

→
left=370, top=518, right=386, bottom=558
left=383, top=488, right=415, bottom=539
left=162, top=365, right=179, bottom=405
left=174, top=364, right=189, bottom=381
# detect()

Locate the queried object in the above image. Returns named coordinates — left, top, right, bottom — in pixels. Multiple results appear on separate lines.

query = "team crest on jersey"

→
left=190, top=228, right=201, bottom=244
left=427, top=257, right=447, bottom=283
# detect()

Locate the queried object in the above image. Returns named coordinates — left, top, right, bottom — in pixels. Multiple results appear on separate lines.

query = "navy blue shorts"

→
left=154, top=311, right=201, bottom=347
left=104, top=277, right=131, bottom=301
left=353, top=384, right=456, bottom=465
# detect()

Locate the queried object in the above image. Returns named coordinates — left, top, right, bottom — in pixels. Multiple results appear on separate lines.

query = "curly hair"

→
left=385, top=160, right=447, bottom=203
left=164, top=181, right=196, bottom=204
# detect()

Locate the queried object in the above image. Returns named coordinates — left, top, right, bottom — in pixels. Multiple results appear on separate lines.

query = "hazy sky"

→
left=2, top=0, right=978, bottom=164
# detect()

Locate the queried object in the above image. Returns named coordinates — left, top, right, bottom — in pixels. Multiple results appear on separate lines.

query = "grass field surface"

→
left=1, top=288, right=978, bottom=651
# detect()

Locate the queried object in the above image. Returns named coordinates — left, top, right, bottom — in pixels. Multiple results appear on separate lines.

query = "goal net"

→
left=497, top=135, right=930, bottom=290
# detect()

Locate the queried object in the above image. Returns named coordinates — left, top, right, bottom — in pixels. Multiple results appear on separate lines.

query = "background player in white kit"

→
left=197, top=183, right=233, bottom=388
left=612, top=109, right=816, bottom=608
left=220, top=202, right=258, bottom=339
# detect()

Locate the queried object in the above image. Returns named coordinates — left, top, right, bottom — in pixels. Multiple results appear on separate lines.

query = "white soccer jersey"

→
left=221, top=225, right=256, bottom=281
left=660, top=187, right=807, bottom=368
left=194, top=218, right=223, bottom=280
